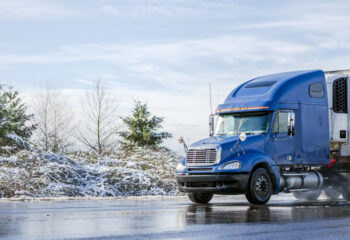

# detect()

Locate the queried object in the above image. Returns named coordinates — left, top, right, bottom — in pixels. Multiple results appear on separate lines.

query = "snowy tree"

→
left=119, top=101, right=172, bottom=149
left=0, top=84, right=36, bottom=153
left=32, top=84, right=75, bottom=154
left=78, top=77, right=120, bottom=156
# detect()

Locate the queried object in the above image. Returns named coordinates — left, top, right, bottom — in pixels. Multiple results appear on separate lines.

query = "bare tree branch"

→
left=78, top=77, right=120, bottom=156
left=32, top=83, right=75, bottom=153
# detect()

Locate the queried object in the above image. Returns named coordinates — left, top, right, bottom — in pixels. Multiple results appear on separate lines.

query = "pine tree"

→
left=0, top=84, right=36, bottom=153
left=119, top=101, right=172, bottom=149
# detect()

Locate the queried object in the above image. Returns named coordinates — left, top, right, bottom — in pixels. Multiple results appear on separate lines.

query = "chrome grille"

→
left=187, top=148, right=217, bottom=166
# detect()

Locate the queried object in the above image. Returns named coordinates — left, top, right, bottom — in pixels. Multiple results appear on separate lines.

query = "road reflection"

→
left=1, top=198, right=350, bottom=239
left=183, top=200, right=350, bottom=224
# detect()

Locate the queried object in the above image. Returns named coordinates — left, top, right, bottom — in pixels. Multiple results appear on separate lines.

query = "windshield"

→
left=214, top=112, right=272, bottom=136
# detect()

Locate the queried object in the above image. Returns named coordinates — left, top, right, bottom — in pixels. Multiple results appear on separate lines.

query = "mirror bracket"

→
left=287, top=112, right=295, bottom=136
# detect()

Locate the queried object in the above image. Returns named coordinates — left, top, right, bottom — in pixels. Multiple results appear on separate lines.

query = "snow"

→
left=0, top=148, right=182, bottom=198
left=0, top=134, right=34, bottom=154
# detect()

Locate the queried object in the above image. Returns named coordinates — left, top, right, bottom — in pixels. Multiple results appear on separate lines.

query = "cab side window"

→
left=273, top=112, right=289, bottom=133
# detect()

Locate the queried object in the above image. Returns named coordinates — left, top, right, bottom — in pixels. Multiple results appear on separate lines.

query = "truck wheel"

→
left=293, top=190, right=321, bottom=201
left=245, top=168, right=272, bottom=205
left=341, top=188, right=350, bottom=201
left=324, top=187, right=341, bottom=200
left=188, top=193, right=213, bottom=204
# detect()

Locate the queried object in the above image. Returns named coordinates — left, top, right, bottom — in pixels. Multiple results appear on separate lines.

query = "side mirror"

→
left=288, top=112, right=295, bottom=136
left=209, top=115, right=215, bottom=137
left=288, top=127, right=295, bottom=136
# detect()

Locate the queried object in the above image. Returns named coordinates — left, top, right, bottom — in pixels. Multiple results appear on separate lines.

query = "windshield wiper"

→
left=245, top=132, right=255, bottom=135
left=237, top=132, right=253, bottom=135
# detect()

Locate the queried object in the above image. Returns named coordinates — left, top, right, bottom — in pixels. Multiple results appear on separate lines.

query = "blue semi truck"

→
left=176, top=69, right=350, bottom=204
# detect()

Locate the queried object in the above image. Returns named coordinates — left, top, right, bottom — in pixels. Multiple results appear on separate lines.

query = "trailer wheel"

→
left=324, top=187, right=341, bottom=200
left=188, top=193, right=213, bottom=204
left=245, top=168, right=272, bottom=205
left=293, top=190, right=321, bottom=201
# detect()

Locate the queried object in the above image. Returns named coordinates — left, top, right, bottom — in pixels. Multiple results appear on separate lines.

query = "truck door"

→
left=267, top=110, right=295, bottom=165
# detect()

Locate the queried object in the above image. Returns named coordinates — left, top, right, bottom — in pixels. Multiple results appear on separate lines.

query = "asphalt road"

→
left=1, top=194, right=350, bottom=240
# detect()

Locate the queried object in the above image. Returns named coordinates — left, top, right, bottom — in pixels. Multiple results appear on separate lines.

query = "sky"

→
left=1, top=0, right=350, bottom=153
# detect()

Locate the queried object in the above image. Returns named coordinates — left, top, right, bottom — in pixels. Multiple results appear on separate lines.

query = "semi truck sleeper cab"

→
left=176, top=69, right=350, bottom=204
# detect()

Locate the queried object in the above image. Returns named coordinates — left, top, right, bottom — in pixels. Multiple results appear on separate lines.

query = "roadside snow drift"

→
left=0, top=148, right=181, bottom=198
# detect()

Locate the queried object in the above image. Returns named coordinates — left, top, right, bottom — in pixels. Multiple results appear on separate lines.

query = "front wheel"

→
left=188, top=193, right=213, bottom=204
left=245, top=168, right=273, bottom=205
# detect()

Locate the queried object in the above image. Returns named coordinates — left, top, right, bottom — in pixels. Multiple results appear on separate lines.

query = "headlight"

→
left=176, top=163, right=186, bottom=171
left=221, top=161, right=241, bottom=170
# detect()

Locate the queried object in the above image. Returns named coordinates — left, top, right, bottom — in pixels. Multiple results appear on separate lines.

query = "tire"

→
left=324, top=187, right=341, bottom=200
left=188, top=193, right=213, bottom=204
left=245, top=168, right=273, bottom=205
left=341, top=188, right=350, bottom=201
left=293, top=190, right=321, bottom=201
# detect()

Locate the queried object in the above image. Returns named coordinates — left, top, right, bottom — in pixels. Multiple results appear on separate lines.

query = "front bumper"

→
left=176, top=173, right=249, bottom=194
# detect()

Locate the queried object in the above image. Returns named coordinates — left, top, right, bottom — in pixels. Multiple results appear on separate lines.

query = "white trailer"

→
left=326, top=70, right=350, bottom=156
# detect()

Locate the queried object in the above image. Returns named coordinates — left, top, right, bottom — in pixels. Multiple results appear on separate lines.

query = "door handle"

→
left=273, top=136, right=290, bottom=142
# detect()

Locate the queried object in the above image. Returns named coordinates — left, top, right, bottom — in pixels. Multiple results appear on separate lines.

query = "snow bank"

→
left=0, top=148, right=181, bottom=198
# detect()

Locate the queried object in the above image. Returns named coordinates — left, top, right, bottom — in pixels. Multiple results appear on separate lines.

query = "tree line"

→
left=0, top=79, right=172, bottom=156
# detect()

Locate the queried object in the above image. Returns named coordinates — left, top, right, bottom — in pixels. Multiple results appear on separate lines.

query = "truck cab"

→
left=176, top=70, right=350, bottom=204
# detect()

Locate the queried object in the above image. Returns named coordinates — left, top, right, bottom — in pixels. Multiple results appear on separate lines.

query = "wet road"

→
left=1, top=195, right=350, bottom=240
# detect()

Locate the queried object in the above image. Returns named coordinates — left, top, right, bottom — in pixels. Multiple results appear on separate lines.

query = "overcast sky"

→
left=1, top=0, right=350, bottom=152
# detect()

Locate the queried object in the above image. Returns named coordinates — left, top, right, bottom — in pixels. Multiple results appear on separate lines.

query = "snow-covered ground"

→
left=0, top=148, right=182, bottom=198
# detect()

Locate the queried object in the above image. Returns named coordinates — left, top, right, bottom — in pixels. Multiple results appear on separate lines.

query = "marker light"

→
left=216, top=106, right=269, bottom=113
